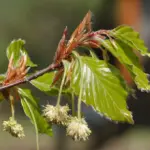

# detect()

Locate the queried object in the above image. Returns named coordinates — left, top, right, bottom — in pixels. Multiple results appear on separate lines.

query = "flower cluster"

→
left=67, top=117, right=91, bottom=141
left=2, top=117, right=25, bottom=139
left=43, top=104, right=70, bottom=126
left=43, top=105, right=91, bottom=141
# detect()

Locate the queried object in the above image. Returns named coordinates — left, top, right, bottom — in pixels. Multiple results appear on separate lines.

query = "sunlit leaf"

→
left=31, top=72, right=55, bottom=92
left=7, top=39, right=37, bottom=67
left=31, top=71, right=70, bottom=96
left=99, top=38, right=150, bottom=91
left=65, top=52, right=133, bottom=123
left=18, top=88, right=52, bottom=136
left=110, top=25, right=150, bottom=57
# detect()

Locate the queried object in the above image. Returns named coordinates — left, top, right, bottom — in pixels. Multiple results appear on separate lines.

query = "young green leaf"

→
left=0, top=74, right=5, bottom=81
left=110, top=25, right=150, bottom=57
left=65, top=52, right=133, bottom=123
left=18, top=88, right=52, bottom=136
left=7, top=39, right=37, bottom=67
left=30, top=72, right=71, bottom=96
left=31, top=72, right=55, bottom=92
left=99, top=38, right=150, bottom=91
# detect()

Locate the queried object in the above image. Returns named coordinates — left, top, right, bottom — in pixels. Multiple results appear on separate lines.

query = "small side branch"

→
left=0, top=63, right=60, bottom=92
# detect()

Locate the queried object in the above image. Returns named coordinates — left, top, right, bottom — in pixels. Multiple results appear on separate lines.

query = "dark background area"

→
left=1, top=0, right=150, bottom=149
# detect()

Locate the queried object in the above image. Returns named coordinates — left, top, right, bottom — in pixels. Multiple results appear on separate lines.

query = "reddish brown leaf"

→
left=3, top=54, right=28, bottom=85
left=54, top=27, right=67, bottom=63
left=51, top=68, right=64, bottom=87
left=54, top=11, right=92, bottom=65
left=69, top=11, right=92, bottom=42
left=66, top=11, right=92, bottom=54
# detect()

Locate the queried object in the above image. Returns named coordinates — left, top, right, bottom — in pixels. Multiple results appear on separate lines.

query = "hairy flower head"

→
left=2, top=117, right=25, bottom=139
left=43, top=105, right=57, bottom=122
left=43, top=104, right=70, bottom=125
left=56, top=105, right=70, bottom=125
left=66, top=117, right=91, bottom=141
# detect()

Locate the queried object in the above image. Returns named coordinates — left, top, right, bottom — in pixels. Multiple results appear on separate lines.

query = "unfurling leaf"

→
left=110, top=25, right=150, bottom=57
left=18, top=88, right=52, bottom=136
left=64, top=52, right=133, bottom=123
left=7, top=39, right=36, bottom=67
left=54, top=11, right=92, bottom=64
left=3, top=53, right=28, bottom=85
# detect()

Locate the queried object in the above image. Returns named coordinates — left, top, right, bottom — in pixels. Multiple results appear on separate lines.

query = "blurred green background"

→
left=1, top=0, right=150, bottom=150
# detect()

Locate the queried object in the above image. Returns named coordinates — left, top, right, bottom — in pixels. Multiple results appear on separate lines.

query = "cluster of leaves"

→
left=0, top=11, right=150, bottom=147
left=0, top=39, right=52, bottom=136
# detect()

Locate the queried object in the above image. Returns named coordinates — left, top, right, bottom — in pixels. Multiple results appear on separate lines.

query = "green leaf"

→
left=0, top=74, right=5, bottom=84
left=31, top=72, right=55, bottom=92
left=30, top=72, right=60, bottom=95
left=110, top=25, right=150, bottom=57
left=99, top=38, right=150, bottom=91
left=132, top=66, right=150, bottom=91
left=31, top=71, right=71, bottom=96
left=7, top=39, right=36, bottom=67
left=18, top=88, right=52, bottom=136
left=66, top=52, right=133, bottom=123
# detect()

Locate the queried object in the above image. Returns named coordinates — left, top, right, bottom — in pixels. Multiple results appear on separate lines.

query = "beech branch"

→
left=0, top=11, right=107, bottom=92
left=0, top=63, right=60, bottom=92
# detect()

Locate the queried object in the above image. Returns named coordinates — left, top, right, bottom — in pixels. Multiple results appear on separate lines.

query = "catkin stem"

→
left=71, top=92, right=75, bottom=116
left=9, top=94, right=15, bottom=119
left=77, top=59, right=84, bottom=119
left=56, top=69, right=67, bottom=107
